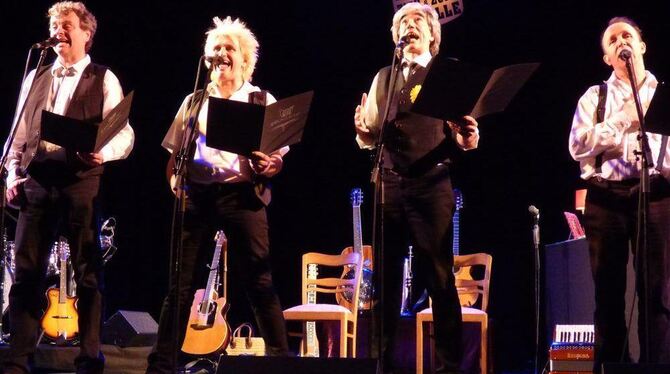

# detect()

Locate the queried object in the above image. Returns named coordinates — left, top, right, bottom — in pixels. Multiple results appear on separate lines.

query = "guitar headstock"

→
left=57, top=237, right=70, bottom=262
left=214, top=230, right=227, bottom=248
left=454, top=188, right=464, bottom=211
left=350, top=188, right=363, bottom=208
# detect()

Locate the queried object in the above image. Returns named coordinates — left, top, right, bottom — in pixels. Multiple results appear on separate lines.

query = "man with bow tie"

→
left=353, top=3, right=478, bottom=373
left=2, top=2, right=134, bottom=373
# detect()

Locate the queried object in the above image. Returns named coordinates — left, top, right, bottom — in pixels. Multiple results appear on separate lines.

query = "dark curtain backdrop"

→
left=1, top=0, right=669, bottom=371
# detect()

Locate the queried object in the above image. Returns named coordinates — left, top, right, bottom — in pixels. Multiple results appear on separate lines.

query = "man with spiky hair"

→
left=569, top=16, right=670, bottom=372
left=2, top=2, right=134, bottom=373
left=354, top=3, right=478, bottom=373
left=146, top=16, right=289, bottom=373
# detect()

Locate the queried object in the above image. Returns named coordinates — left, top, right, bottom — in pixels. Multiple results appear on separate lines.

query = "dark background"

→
left=1, top=0, right=669, bottom=372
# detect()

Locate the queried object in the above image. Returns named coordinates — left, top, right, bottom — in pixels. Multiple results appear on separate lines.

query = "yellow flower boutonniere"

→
left=409, top=84, right=422, bottom=104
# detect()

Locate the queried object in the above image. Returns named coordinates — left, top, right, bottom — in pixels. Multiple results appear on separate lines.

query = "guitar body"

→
left=336, top=244, right=373, bottom=310
left=41, top=288, right=79, bottom=342
left=182, top=289, right=232, bottom=355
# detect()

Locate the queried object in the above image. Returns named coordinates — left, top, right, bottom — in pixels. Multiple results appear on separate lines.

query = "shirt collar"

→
left=50, top=54, right=91, bottom=77
left=606, top=70, right=657, bottom=93
left=404, top=51, right=432, bottom=68
left=207, top=80, right=257, bottom=99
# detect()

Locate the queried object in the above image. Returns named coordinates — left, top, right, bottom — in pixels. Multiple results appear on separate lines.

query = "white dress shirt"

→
left=4, top=55, right=135, bottom=184
left=162, top=81, right=289, bottom=185
left=569, top=71, right=670, bottom=181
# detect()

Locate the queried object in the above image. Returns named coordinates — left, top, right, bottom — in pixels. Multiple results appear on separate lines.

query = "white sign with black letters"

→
left=392, top=0, right=464, bottom=25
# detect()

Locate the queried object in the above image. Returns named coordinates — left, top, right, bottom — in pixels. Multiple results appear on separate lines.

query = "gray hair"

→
left=391, top=3, right=441, bottom=56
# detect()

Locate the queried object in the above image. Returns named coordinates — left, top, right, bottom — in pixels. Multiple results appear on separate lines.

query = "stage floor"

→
left=0, top=344, right=151, bottom=374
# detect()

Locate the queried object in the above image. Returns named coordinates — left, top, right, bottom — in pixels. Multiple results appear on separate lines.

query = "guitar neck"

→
left=452, top=211, right=460, bottom=256
left=59, top=255, right=67, bottom=304
left=58, top=240, right=68, bottom=304
left=352, top=206, right=363, bottom=254
left=200, top=236, right=225, bottom=314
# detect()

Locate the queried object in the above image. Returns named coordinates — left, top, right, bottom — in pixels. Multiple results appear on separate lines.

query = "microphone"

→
left=619, top=48, right=632, bottom=61
left=529, top=205, right=540, bottom=248
left=204, top=55, right=226, bottom=64
left=32, top=36, right=60, bottom=49
left=396, top=35, right=411, bottom=49
left=395, top=36, right=411, bottom=59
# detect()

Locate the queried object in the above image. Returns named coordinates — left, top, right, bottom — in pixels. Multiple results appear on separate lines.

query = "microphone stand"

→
left=369, top=42, right=404, bottom=371
left=530, top=209, right=541, bottom=374
left=622, top=54, right=652, bottom=363
left=167, top=56, right=212, bottom=371
left=0, top=46, right=51, bottom=343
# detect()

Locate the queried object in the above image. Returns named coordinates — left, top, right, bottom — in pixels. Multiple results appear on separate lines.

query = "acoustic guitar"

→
left=41, top=237, right=78, bottom=344
left=337, top=188, right=373, bottom=311
left=182, top=230, right=232, bottom=355
left=452, top=189, right=477, bottom=307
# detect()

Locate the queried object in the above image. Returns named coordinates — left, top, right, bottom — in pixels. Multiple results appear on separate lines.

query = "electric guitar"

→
left=41, top=237, right=79, bottom=344
left=182, top=230, right=232, bottom=355
left=301, top=263, right=320, bottom=357
left=452, top=189, right=477, bottom=306
left=337, top=188, right=373, bottom=311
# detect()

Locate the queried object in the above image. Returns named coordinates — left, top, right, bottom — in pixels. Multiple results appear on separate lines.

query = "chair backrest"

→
left=301, top=252, right=363, bottom=315
left=454, top=253, right=493, bottom=312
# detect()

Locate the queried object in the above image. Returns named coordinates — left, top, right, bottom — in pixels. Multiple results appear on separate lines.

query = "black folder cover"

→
left=40, top=91, right=134, bottom=153
left=411, top=56, right=539, bottom=121
left=206, top=90, right=313, bottom=155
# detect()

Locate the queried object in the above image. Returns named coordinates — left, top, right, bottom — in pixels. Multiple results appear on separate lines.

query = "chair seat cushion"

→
left=416, top=306, right=487, bottom=316
left=283, top=303, right=353, bottom=321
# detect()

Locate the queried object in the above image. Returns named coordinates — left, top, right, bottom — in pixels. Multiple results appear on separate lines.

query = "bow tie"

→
left=54, top=66, right=76, bottom=78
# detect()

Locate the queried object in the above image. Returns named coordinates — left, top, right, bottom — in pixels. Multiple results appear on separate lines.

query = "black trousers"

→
left=146, top=182, right=288, bottom=374
left=4, top=168, right=104, bottom=374
left=584, top=176, right=670, bottom=372
left=377, top=164, right=462, bottom=373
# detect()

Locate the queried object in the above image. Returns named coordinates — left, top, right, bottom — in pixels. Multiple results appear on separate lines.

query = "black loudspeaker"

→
left=101, top=310, right=158, bottom=347
left=602, top=363, right=670, bottom=373
left=216, top=356, right=380, bottom=374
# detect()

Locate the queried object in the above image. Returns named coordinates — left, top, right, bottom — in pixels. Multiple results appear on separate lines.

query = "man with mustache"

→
left=145, top=16, right=289, bottom=373
left=2, top=2, right=134, bottom=373
left=354, top=3, right=479, bottom=373
left=569, top=17, right=670, bottom=372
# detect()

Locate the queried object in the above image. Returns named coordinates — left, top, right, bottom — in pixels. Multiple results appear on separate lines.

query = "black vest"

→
left=20, top=62, right=107, bottom=178
left=375, top=60, right=460, bottom=176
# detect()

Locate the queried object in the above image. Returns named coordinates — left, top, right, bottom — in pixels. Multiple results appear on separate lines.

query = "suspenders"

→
left=594, top=82, right=667, bottom=174
left=594, top=83, right=608, bottom=174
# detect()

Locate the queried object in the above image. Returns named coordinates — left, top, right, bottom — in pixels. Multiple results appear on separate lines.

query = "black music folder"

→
left=206, top=90, right=313, bottom=156
left=40, top=91, right=134, bottom=153
left=411, top=56, right=539, bottom=121
left=645, top=81, right=670, bottom=136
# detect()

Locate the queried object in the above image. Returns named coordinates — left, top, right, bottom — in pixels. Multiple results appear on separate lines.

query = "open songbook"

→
left=205, top=91, right=314, bottom=156
left=40, top=91, right=134, bottom=153
left=410, top=56, right=539, bottom=122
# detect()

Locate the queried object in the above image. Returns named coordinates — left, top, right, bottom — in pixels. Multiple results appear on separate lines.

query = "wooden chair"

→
left=283, top=252, right=363, bottom=358
left=416, top=253, right=493, bottom=374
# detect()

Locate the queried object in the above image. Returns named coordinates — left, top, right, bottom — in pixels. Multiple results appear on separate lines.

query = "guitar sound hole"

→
left=341, top=268, right=373, bottom=305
